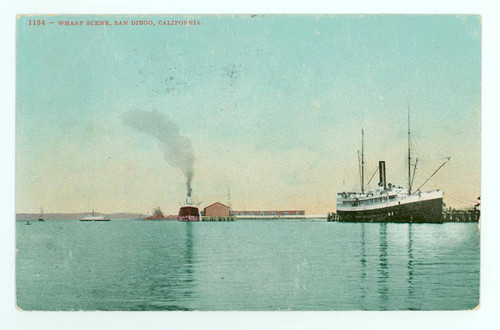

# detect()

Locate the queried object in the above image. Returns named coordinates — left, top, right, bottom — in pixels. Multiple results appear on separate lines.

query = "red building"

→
left=204, top=202, right=231, bottom=217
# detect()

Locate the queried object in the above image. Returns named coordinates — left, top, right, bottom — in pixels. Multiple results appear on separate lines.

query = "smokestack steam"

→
left=186, top=186, right=192, bottom=205
left=122, top=110, right=195, bottom=197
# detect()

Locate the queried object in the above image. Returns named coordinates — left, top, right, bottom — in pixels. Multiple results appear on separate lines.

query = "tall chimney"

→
left=379, top=161, right=387, bottom=190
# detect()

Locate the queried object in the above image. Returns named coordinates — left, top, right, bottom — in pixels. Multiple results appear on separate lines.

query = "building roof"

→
left=204, top=202, right=229, bottom=209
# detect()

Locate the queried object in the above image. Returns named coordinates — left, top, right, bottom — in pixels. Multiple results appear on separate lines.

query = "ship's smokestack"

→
left=379, top=161, right=387, bottom=190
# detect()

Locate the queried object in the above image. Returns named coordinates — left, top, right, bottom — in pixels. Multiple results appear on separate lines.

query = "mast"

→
left=227, top=186, right=232, bottom=215
left=407, top=107, right=411, bottom=194
left=410, top=157, right=418, bottom=192
left=361, top=128, right=365, bottom=194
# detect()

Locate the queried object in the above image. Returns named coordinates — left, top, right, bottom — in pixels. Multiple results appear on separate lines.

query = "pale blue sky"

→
left=16, top=15, right=481, bottom=214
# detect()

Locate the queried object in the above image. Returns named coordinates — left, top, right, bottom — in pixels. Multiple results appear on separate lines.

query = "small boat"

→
left=38, top=207, right=45, bottom=221
left=80, top=210, right=110, bottom=221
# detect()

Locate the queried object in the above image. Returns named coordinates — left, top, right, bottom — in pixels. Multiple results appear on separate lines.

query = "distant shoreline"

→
left=16, top=213, right=143, bottom=221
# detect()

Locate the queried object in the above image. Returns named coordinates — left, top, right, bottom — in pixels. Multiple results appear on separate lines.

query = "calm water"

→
left=16, top=220, right=479, bottom=311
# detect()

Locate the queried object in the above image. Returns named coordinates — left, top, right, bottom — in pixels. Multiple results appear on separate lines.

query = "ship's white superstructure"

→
left=80, top=210, right=110, bottom=221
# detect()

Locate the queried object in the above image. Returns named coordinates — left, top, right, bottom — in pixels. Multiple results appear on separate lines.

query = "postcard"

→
left=15, top=14, right=480, bottom=311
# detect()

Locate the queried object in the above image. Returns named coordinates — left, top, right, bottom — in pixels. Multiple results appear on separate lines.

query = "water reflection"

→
left=407, top=224, right=415, bottom=308
left=183, top=222, right=195, bottom=295
left=359, top=224, right=367, bottom=303
left=136, top=223, right=195, bottom=310
left=16, top=221, right=479, bottom=311
left=377, top=223, right=388, bottom=310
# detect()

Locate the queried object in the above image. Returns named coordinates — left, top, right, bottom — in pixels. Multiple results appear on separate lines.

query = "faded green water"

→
left=16, top=220, right=479, bottom=310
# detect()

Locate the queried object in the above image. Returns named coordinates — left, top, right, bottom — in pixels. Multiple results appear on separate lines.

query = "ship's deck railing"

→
left=337, top=191, right=399, bottom=200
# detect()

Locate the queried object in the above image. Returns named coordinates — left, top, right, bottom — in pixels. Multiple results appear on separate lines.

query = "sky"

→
left=16, top=15, right=481, bottom=214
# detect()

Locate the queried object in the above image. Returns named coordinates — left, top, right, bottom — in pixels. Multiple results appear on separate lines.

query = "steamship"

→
left=336, top=110, right=450, bottom=223
left=80, top=210, right=110, bottom=221
left=178, top=188, right=200, bottom=222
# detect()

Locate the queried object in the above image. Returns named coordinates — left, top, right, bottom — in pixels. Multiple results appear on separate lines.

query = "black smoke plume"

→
left=123, top=110, right=194, bottom=194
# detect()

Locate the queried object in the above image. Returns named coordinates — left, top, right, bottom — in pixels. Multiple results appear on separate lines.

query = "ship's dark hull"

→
left=178, top=215, right=200, bottom=222
left=337, top=197, right=443, bottom=223
left=178, top=206, right=200, bottom=222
